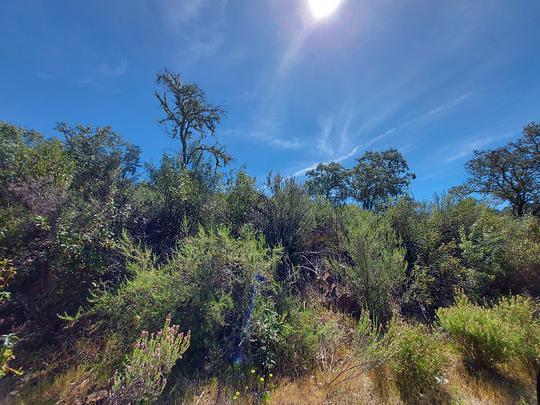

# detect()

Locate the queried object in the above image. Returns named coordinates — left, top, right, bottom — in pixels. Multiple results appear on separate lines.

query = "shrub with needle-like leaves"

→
left=108, top=315, right=190, bottom=404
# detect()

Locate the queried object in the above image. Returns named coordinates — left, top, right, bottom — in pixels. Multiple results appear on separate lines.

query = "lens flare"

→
left=307, top=0, right=343, bottom=20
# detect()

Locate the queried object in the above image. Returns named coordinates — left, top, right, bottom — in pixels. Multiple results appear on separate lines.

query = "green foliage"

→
left=225, top=170, right=258, bottom=234
left=278, top=301, right=339, bottom=375
left=0, top=258, right=21, bottom=379
left=0, top=258, right=16, bottom=304
left=58, top=123, right=140, bottom=200
left=437, top=294, right=540, bottom=368
left=49, top=193, right=134, bottom=311
left=1, top=334, right=22, bottom=378
left=350, top=149, right=415, bottom=210
left=0, top=121, right=74, bottom=190
left=109, top=316, right=190, bottom=404
left=332, top=206, right=406, bottom=321
left=246, top=297, right=285, bottom=373
left=258, top=174, right=315, bottom=263
left=305, top=162, right=349, bottom=206
left=92, top=226, right=281, bottom=371
left=304, top=150, right=416, bottom=210
left=139, top=153, right=223, bottom=251
left=466, top=122, right=540, bottom=216
left=460, top=212, right=540, bottom=297
left=384, top=319, right=448, bottom=401
left=396, top=196, right=495, bottom=314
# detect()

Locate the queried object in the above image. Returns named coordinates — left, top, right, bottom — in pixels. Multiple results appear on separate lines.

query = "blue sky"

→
left=1, top=0, right=539, bottom=199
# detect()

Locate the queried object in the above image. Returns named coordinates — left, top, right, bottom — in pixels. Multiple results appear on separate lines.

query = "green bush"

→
left=225, top=170, right=259, bottom=235
left=246, top=298, right=341, bottom=377
left=437, top=294, right=540, bottom=368
left=257, top=174, right=315, bottom=262
left=139, top=153, right=224, bottom=251
left=109, top=316, right=190, bottom=404
left=92, top=226, right=281, bottom=371
left=278, top=302, right=340, bottom=375
left=385, top=319, right=448, bottom=401
left=461, top=212, right=540, bottom=298
left=332, top=206, right=406, bottom=321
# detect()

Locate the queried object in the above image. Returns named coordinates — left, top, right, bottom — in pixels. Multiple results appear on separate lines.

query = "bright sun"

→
left=307, top=0, right=343, bottom=20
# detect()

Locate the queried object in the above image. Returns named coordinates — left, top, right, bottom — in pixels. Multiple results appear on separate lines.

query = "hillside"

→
left=0, top=73, right=539, bottom=404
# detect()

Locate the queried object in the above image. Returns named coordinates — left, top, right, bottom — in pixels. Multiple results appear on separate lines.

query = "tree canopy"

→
left=305, top=162, right=349, bottom=205
left=305, top=149, right=416, bottom=210
left=466, top=122, right=540, bottom=216
left=350, top=149, right=416, bottom=210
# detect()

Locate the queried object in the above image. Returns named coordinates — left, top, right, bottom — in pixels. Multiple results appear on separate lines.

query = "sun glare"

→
left=307, top=0, right=343, bottom=20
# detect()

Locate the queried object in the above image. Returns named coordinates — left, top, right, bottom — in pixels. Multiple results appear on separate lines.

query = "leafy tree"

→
left=0, top=122, right=74, bottom=217
left=155, top=69, right=231, bottom=169
left=350, top=149, right=415, bottom=210
left=466, top=122, right=540, bottom=216
left=57, top=123, right=140, bottom=200
left=305, top=162, right=349, bottom=205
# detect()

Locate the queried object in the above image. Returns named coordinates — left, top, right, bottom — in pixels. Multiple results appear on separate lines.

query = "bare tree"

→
left=155, top=69, right=231, bottom=169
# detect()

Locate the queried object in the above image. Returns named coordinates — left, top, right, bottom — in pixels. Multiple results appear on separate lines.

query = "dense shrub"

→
left=315, top=312, right=384, bottom=388
left=257, top=174, right=315, bottom=263
left=245, top=297, right=343, bottom=377
left=50, top=194, right=134, bottom=311
left=460, top=212, right=540, bottom=298
left=384, top=319, right=448, bottom=401
left=224, top=170, right=259, bottom=235
left=277, top=302, right=341, bottom=376
left=137, top=154, right=222, bottom=252
left=437, top=294, right=540, bottom=368
left=92, top=226, right=281, bottom=371
left=393, top=194, right=540, bottom=317
left=332, top=206, right=406, bottom=321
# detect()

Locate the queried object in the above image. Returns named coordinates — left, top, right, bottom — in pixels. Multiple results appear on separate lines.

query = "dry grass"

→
left=8, top=353, right=536, bottom=405
left=4, top=305, right=537, bottom=405
left=444, top=355, right=537, bottom=405
left=261, top=356, right=536, bottom=405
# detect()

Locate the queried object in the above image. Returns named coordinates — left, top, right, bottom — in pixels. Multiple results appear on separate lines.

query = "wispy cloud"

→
left=32, top=71, right=56, bottom=81
left=160, top=0, right=205, bottom=24
left=160, top=0, right=228, bottom=64
left=290, top=92, right=473, bottom=177
left=249, top=131, right=303, bottom=150
left=291, top=144, right=360, bottom=177
left=276, top=29, right=311, bottom=78
left=445, top=131, right=514, bottom=163
left=73, top=57, right=129, bottom=92
left=235, top=4, right=318, bottom=150
left=404, top=92, right=473, bottom=127
left=317, top=116, right=336, bottom=156
left=225, top=129, right=302, bottom=151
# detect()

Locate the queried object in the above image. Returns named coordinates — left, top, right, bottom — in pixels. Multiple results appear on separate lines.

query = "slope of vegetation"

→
left=0, top=71, right=539, bottom=404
